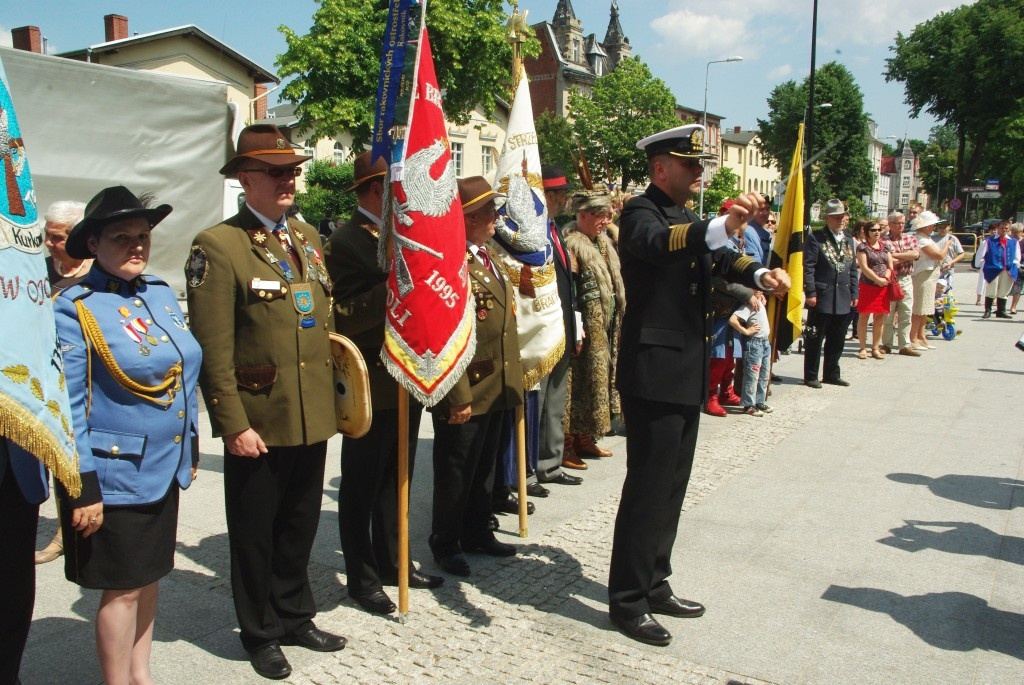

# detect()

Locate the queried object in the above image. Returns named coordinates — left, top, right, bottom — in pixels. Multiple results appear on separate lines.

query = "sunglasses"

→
left=241, top=166, right=302, bottom=178
left=867, top=228, right=883, bottom=233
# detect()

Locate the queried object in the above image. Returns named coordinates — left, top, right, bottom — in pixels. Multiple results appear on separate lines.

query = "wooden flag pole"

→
left=397, top=385, right=411, bottom=619
left=515, top=403, right=528, bottom=537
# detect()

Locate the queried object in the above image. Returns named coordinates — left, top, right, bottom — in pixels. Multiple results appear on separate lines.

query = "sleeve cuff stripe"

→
left=669, top=224, right=691, bottom=252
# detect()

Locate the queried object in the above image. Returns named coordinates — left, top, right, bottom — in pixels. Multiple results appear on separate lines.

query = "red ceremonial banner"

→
left=379, top=28, right=476, bottom=406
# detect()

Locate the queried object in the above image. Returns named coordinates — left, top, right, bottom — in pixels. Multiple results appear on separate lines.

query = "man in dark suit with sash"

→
left=186, top=125, right=344, bottom=680
left=324, top=152, right=443, bottom=616
left=610, top=124, right=791, bottom=646
left=802, top=198, right=859, bottom=388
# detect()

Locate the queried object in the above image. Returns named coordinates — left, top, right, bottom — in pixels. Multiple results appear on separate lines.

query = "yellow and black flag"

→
left=767, top=123, right=805, bottom=354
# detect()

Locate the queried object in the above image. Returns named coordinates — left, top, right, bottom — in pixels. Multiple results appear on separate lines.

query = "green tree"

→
left=757, top=62, right=872, bottom=208
left=278, top=0, right=537, bottom=148
left=295, top=159, right=357, bottom=225
left=702, top=167, right=740, bottom=216
left=535, top=111, right=577, bottom=186
left=568, top=58, right=680, bottom=189
left=885, top=0, right=1024, bottom=225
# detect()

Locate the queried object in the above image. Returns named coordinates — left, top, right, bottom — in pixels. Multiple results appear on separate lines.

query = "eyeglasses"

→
left=867, top=228, right=883, bottom=233
left=241, top=166, right=302, bottom=178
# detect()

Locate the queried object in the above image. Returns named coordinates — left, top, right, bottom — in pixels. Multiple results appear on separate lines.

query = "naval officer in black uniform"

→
left=610, top=124, right=791, bottom=646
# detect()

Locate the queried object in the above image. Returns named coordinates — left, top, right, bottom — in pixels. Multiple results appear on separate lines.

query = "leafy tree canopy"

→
left=702, top=167, right=741, bottom=218
left=536, top=111, right=578, bottom=190
left=278, top=0, right=538, bottom=148
left=568, top=58, right=680, bottom=189
left=295, top=159, right=356, bottom=225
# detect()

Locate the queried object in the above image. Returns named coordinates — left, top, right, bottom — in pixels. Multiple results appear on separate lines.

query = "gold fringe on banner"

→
left=522, top=337, right=565, bottom=390
left=0, top=393, right=81, bottom=498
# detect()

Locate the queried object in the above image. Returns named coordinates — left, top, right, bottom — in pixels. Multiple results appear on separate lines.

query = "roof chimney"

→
left=12, top=26, right=42, bottom=53
left=734, top=126, right=741, bottom=134
left=253, top=84, right=268, bottom=121
left=104, top=14, right=129, bottom=42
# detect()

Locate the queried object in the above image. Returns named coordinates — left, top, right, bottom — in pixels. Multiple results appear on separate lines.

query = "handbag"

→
left=888, top=275, right=905, bottom=301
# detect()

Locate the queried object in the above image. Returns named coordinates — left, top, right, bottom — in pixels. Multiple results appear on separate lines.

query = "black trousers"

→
left=608, top=396, right=699, bottom=620
left=338, top=404, right=422, bottom=596
left=430, top=410, right=503, bottom=554
left=224, top=442, right=327, bottom=652
left=803, top=310, right=848, bottom=382
left=0, top=462, right=40, bottom=685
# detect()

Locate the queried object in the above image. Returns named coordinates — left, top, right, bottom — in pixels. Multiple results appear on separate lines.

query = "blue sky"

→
left=3, top=0, right=968, bottom=142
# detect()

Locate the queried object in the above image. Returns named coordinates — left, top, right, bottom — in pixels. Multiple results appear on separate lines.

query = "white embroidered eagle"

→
left=394, top=139, right=457, bottom=226
left=495, top=172, right=547, bottom=253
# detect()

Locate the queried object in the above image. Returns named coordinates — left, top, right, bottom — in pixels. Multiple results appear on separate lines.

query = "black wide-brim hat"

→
left=66, top=186, right=172, bottom=259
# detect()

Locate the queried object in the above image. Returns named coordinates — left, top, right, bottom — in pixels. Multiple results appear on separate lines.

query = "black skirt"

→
left=61, top=486, right=179, bottom=590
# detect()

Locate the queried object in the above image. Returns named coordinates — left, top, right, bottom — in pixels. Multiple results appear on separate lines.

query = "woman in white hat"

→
left=908, top=211, right=950, bottom=349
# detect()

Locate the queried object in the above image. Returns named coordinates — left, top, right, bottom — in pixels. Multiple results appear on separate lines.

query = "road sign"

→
left=986, top=179, right=1000, bottom=190
left=962, top=185, right=986, bottom=192
left=973, top=191, right=1001, bottom=199
left=948, top=198, right=962, bottom=210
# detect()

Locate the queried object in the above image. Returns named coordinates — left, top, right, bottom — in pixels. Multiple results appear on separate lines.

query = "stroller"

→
left=927, top=278, right=960, bottom=340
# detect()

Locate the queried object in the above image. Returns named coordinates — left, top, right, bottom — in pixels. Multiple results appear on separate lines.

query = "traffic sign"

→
left=973, top=191, right=1001, bottom=199
left=948, top=198, right=962, bottom=210
left=962, top=185, right=985, bottom=192
left=986, top=178, right=1000, bottom=190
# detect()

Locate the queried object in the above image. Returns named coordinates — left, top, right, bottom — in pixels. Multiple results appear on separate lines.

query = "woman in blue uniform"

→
left=53, top=186, right=201, bottom=685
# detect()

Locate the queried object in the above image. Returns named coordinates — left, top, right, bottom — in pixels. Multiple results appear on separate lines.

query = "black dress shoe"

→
left=248, top=644, right=292, bottom=680
left=803, top=379, right=822, bottom=389
left=649, top=595, right=706, bottom=618
left=610, top=613, right=671, bottom=646
left=435, top=552, right=471, bottom=576
left=541, top=471, right=583, bottom=485
left=381, top=570, right=445, bottom=589
left=487, top=514, right=500, bottom=532
left=463, top=538, right=517, bottom=557
left=281, top=626, right=347, bottom=652
left=352, top=589, right=396, bottom=615
left=493, top=493, right=534, bottom=515
left=526, top=482, right=549, bottom=498
left=823, top=378, right=850, bottom=387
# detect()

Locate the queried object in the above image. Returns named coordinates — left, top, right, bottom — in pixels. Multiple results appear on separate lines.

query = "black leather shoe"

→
left=997, top=312, right=1013, bottom=319
left=435, top=552, right=471, bottom=577
left=248, top=644, right=292, bottom=680
left=352, top=589, right=396, bottom=614
left=823, top=378, right=850, bottom=387
left=610, top=613, right=671, bottom=646
left=281, top=627, right=347, bottom=652
left=487, top=514, right=500, bottom=532
left=493, top=493, right=535, bottom=515
left=526, top=482, right=549, bottom=498
left=463, top=538, right=516, bottom=557
left=803, top=379, right=822, bottom=389
left=649, top=595, right=706, bottom=618
left=381, top=570, right=445, bottom=589
left=541, top=471, right=583, bottom=485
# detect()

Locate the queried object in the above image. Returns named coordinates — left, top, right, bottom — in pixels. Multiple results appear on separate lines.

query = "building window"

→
left=902, top=177, right=910, bottom=187
left=451, top=142, right=464, bottom=177
left=333, top=142, right=345, bottom=165
left=724, top=146, right=729, bottom=162
left=481, top=147, right=496, bottom=176
left=904, top=160, right=911, bottom=170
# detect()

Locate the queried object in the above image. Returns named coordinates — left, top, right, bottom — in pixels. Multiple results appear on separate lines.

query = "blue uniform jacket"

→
left=54, top=269, right=202, bottom=508
left=0, top=441, right=49, bottom=505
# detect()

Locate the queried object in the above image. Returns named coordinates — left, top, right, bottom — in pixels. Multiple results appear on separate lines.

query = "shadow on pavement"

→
left=888, top=472, right=1024, bottom=509
left=879, top=520, right=1024, bottom=565
left=822, top=585, right=1024, bottom=660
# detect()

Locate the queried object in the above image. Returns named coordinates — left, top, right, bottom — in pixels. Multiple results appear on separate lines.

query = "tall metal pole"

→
left=699, top=56, right=742, bottom=218
left=804, top=0, right=819, bottom=225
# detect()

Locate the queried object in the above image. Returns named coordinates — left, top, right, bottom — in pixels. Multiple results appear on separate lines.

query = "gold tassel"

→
left=0, top=394, right=81, bottom=498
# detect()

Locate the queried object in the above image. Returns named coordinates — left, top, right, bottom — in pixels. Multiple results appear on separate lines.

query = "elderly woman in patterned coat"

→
left=561, top=190, right=626, bottom=468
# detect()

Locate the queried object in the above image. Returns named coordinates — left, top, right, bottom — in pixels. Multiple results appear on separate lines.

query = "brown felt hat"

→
left=345, top=151, right=388, bottom=192
left=458, top=176, right=505, bottom=214
left=219, top=124, right=311, bottom=176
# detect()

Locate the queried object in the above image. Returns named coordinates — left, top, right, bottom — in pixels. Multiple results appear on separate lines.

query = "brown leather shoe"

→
left=562, top=452, right=588, bottom=470
left=576, top=434, right=612, bottom=458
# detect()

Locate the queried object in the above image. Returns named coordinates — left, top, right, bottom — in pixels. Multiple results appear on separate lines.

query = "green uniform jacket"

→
left=323, top=209, right=402, bottom=411
left=185, top=205, right=336, bottom=446
left=435, top=245, right=524, bottom=419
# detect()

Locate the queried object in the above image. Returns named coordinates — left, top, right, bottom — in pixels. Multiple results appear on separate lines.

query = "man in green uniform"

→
left=186, top=125, right=344, bottom=680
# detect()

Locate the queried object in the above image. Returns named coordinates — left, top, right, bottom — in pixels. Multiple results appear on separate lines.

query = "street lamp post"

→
left=699, top=56, right=742, bottom=218
left=935, top=164, right=953, bottom=217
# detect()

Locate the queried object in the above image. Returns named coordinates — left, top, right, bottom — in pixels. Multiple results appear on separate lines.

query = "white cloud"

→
left=768, top=64, right=793, bottom=80
left=649, top=9, right=750, bottom=58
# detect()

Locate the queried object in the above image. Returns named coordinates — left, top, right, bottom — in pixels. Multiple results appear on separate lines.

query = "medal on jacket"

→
left=291, top=282, right=316, bottom=328
left=165, top=306, right=188, bottom=330
left=130, top=318, right=160, bottom=346
left=123, top=324, right=151, bottom=355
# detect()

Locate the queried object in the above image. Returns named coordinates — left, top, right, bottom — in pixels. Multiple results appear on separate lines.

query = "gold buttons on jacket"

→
left=133, top=299, right=142, bottom=307
left=110, top=445, right=120, bottom=455
left=178, top=410, right=185, bottom=419
left=299, top=362, right=306, bottom=369
left=174, top=435, right=182, bottom=444
left=160, top=336, right=169, bottom=343
left=211, top=398, right=219, bottom=406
